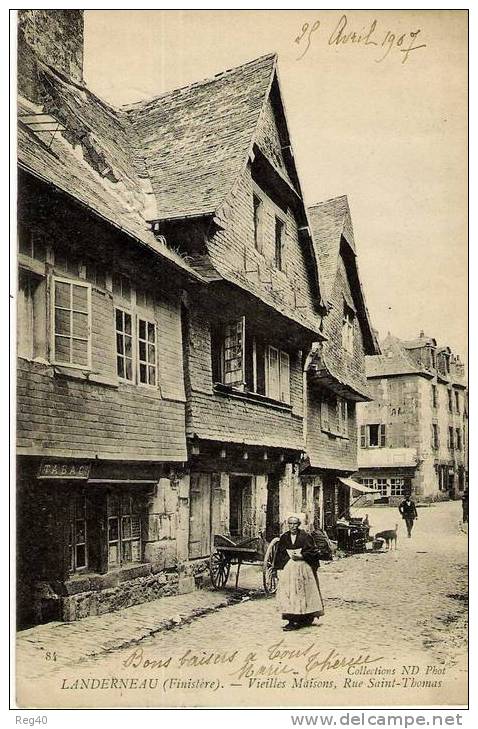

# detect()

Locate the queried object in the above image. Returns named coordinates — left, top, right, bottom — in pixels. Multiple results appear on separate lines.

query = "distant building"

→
left=356, top=332, right=467, bottom=502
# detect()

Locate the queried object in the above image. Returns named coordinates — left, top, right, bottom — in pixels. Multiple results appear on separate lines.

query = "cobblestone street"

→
left=16, top=501, right=468, bottom=708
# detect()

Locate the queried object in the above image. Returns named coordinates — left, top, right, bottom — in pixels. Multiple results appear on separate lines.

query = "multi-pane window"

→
left=361, top=478, right=375, bottom=489
left=390, top=478, right=405, bottom=496
left=376, top=479, right=388, bottom=497
left=107, top=493, right=141, bottom=568
left=85, top=259, right=107, bottom=289
left=18, top=225, right=46, bottom=262
left=431, top=384, right=438, bottom=408
left=274, top=217, right=285, bottom=270
left=342, top=304, right=355, bottom=355
left=115, top=309, right=133, bottom=381
left=337, top=399, right=349, bottom=437
left=448, top=426, right=454, bottom=450
left=114, top=311, right=157, bottom=386
left=447, top=389, right=453, bottom=412
left=456, top=428, right=462, bottom=451
left=112, top=272, right=131, bottom=302
left=68, top=493, right=87, bottom=573
left=211, top=318, right=291, bottom=404
left=138, top=318, right=157, bottom=386
left=360, top=424, right=386, bottom=448
left=253, top=194, right=264, bottom=253
left=432, top=423, right=439, bottom=449
left=52, top=278, right=91, bottom=368
left=53, top=246, right=80, bottom=277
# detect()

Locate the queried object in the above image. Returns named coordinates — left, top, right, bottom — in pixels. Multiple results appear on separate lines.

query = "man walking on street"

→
left=399, top=494, right=418, bottom=537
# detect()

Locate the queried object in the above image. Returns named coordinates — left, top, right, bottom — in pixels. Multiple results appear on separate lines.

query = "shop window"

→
left=390, top=478, right=405, bottom=496
left=52, top=278, right=91, bottom=368
left=68, top=493, right=87, bottom=573
left=107, top=492, right=141, bottom=568
left=376, top=478, right=388, bottom=497
left=361, top=478, right=375, bottom=489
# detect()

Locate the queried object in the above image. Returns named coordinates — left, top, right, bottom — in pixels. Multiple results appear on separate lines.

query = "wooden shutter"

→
left=380, top=424, right=386, bottom=447
left=267, top=346, right=280, bottom=400
left=279, top=350, right=290, bottom=403
left=360, top=425, right=366, bottom=448
left=223, top=317, right=245, bottom=388
left=189, top=473, right=211, bottom=558
left=322, top=396, right=330, bottom=432
left=343, top=401, right=349, bottom=436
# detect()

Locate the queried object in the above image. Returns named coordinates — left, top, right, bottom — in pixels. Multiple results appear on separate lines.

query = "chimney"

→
left=18, top=10, right=84, bottom=103
left=419, top=330, right=424, bottom=338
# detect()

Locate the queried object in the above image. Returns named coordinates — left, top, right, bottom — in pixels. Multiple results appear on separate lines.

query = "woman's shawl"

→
left=275, top=529, right=321, bottom=571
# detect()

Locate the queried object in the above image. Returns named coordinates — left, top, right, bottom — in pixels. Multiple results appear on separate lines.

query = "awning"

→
left=338, top=477, right=380, bottom=495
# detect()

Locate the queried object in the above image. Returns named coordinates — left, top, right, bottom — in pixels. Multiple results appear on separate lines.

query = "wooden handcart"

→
left=209, top=533, right=280, bottom=594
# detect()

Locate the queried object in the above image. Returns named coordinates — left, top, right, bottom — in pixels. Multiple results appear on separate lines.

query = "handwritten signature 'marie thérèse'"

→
left=295, top=14, right=427, bottom=64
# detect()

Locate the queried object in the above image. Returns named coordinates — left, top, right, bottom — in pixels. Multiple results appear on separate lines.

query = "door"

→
left=323, top=480, right=336, bottom=537
left=189, top=473, right=211, bottom=558
left=266, top=473, right=280, bottom=541
left=229, top=476, right=253, bottom=538
left=313, top=486, right=322, bottom=531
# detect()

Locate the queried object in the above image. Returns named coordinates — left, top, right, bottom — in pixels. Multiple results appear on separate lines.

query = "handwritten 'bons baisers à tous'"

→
left=295, top=14, right=427, bottom=64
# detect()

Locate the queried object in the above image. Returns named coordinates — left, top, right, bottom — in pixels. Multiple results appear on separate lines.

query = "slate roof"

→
left=17, top=65, right=203, bottom=280
left=124, top=53, right=278, bottom=221
left=365, top=335, right=432, bottom=378
left=308, top=196, right=352, bottom=301
left=308, top=195, right=380, bottom=355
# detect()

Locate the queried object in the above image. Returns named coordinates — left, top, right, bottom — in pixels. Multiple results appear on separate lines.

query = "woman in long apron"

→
left=275, top=515, right=324, bottom=631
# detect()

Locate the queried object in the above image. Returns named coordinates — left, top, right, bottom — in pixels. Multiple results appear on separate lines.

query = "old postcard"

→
left=14, top=9, right=468, bottom=709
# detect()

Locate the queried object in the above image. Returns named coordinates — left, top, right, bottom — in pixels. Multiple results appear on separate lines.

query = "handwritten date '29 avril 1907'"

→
left=295, top=15, right=427, bottom=64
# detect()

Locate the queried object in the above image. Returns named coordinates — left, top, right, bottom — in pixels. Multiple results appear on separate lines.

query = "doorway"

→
left=229, top=475, right=253, bottom=538
left=266, top=473, right=280, bottom=541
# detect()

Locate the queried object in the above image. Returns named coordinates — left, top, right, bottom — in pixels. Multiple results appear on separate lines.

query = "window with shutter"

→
left=52, top=278, right=91, bottom=368
left=360, top=425, right=366, bottom=448
left=379, top=424, right=386, bottom=447
left=279, top=351, right=290, bottom=404
left=267, top=346, right=280, bottom=400
left=321, top=396, right=330, bottom=432
left=223, top=317, right=245, bottom=388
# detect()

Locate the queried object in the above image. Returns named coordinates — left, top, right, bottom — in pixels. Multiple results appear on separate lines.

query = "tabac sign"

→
left=37, top=462, right=91, bottom=480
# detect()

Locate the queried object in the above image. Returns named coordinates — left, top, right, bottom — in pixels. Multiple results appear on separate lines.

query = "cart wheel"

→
left=209, top=549, right=231, bottom=589
left=263, top=537, right=280, bottom=594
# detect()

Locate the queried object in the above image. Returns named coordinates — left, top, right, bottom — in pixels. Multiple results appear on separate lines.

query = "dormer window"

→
left=342, top=303, right=355, bottom=355
left=274, top=217, right=285, bottom=270
left=253, top=193, right=263, bottom=253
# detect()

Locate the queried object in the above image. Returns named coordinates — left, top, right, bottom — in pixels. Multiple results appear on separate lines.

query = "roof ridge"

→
left=308, top=194, right=349, bottom=210
left=122, top=52, right=278, bottom=113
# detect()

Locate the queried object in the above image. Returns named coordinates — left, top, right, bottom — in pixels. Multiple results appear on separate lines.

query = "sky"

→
left=83, top=9, right=467, bottom=359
